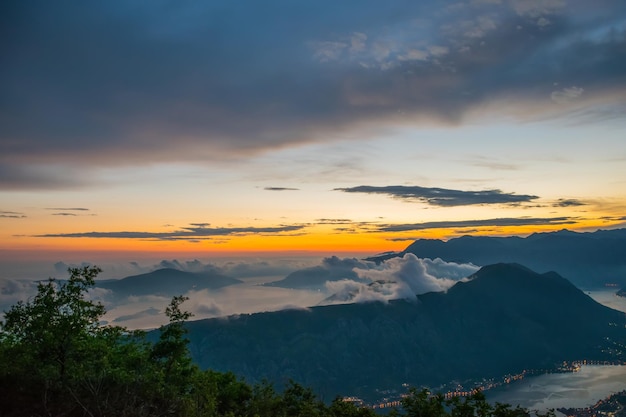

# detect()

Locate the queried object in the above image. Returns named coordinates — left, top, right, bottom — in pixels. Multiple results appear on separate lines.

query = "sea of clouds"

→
left=0, top=255, right=479, bottom=329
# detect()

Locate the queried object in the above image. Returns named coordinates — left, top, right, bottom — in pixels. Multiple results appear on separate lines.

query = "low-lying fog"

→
left=1, top=254, right=480, bottom=329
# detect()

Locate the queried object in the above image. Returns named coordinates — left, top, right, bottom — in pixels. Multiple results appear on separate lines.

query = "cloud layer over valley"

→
left=1, top=255, right=479, bottom=329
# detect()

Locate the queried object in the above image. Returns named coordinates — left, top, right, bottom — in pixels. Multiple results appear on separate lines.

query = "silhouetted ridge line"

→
left=366, top=228, right=626, bottom=287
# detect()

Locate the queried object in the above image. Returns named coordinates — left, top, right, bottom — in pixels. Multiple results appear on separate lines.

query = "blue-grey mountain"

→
left=367, top=229, right=626, bottom=287
left=98, top=268, right=242, bottom=297
left=264, top=256, right=370, bottom=290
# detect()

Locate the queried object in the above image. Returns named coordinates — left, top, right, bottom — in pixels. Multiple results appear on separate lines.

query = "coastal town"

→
left=558, top=390, right=626, bottom=417
left=361, top=361, right=626, bottom=411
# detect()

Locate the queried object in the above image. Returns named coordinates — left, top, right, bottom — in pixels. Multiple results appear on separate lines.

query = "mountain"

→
left=367, top=228, right=626, bottom=288
left=182, top=263, right=626, bottom=401
left=264, top=256, right=370, bottom=290
left=98, top=268, right=242, bottom=296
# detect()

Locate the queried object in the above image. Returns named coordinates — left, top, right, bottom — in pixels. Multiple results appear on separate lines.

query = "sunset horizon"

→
left=2, top=0, right=625, bottom=268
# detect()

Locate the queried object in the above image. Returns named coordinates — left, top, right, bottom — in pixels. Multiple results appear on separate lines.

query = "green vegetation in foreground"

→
left=0, top=266, right=550, bottom=417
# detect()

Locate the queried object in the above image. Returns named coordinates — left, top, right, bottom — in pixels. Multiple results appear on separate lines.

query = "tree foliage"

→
left=392, top=388, right=553, bottom=417
left=0, top=266, right=540, bottom=417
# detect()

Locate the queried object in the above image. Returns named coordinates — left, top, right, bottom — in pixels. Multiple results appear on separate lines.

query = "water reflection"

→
left=486, top=365, right=626, bottom=410
left=487, top=292, right=626, bottom=411
left=586, top=289, right=626, bottom=313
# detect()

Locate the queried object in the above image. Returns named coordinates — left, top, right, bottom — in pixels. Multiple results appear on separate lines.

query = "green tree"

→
left=282, top=380, right=326, bottom=417
left=446, top=392, right=492, bottom=417
left=248, top=379, right=283, bottom=417
left=151, top=296, right=194, bottom=382
left=399, top=388, right=447, bottom=417
left=492, top=402, right=531, bottom=417
left=327, top=396, right=378, bottom=417
left=0, top=266, right=112, bottom=414
left=213, top=370, right=252, bottom=416
left=0, top=267, right=197, bottom=416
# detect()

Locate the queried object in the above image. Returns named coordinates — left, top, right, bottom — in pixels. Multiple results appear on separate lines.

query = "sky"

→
left=2, top=0, right=626, bottom=271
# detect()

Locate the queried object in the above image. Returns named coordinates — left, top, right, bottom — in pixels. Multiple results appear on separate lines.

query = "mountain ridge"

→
left=366, top=228, right=626, bottom=287
left=180, top=263, right=626, bottom=401
left=98, top=267, right=242, bottom=296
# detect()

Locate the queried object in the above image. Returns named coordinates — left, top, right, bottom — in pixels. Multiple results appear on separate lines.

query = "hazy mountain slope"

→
left=98, top=268, right=242, bottom=296
left=182, top=263, right=626, bottom=401
left=368, top=229, right=626, bottom=287
left=264, top=256, right=370, bottom=290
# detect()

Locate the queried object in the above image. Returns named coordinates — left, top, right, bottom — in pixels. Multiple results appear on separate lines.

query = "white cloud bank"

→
left=320, top=254, right=479, bottom=305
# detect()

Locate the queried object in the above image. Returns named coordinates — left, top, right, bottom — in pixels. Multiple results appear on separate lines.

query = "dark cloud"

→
left=33, top=223, right=307, bottom=240
left=264, top=187, right=300, bottom=191
left=46, top=207, right=90, bottom=211
left=1, top=0, right=625, bottom=188
left=0, top=211, right=26, bottom=218
left=335, top=185, right=538, bottom=206
left=48, top=208, right=92, bottom=217
left=0, top=163, right=91, bottom=190
left=553, top=198, right=587, bottom=207
left=315, top=219, right=354, bottom=224
left=376, top=216, right=576, bottom=232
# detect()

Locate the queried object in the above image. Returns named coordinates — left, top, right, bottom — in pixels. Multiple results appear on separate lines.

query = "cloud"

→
left=264, top=187, right=300, bottom=191
left=356, top=254, right=476, bottom=297
left=195, top=302, right=223, bottom=316
left=310, top=40, right=348, bottom=62
left=324, top=279, right=395, bottom=304
left=0, top=211, right=26, bottom=218
left=1, top=258, right=330, bottom=328
left=350, top=32, right=367, bottom=54
left=46, top=207, right=90, bottom=211
left=2, top=1, right=625, bottom=189
left=376, top=216, right=576, bottom=232
left=53, top=261, right=95, bottom=275
left=551, top=86, right=584, bottom=104
left=0, top=163, right=92, bottom=190
left=0, top=278, right=38, bottom=312
left=265, top=256, right=374, bottom=290
left=0, top=275, right=110, bottom=319
left=468, top=156, right=522, bottom=171
left=553, top=198, right=587, bottom=207
left=157, top=259, right=185, bottom=270
left=335, top=185, right=538, bottom=206
left=180, top=286, right=323, bottom=322
left=33, top=223, right=307, bottom=241
left=510, top=0, right=566, bottom=18
left=315, top=218, right=354, bottom=224
left=112, top=307, right=161, bottom=323
left=321, top=254, right=479, bottom=304
left=46, top=208, right=92, bottom=217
